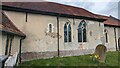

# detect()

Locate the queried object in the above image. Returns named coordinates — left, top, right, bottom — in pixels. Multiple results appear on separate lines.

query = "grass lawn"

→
left=17, top=51, right=119, bottom=67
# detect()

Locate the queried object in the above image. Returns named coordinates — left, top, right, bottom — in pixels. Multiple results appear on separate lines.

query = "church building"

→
left=0, top=2, right=120, bottom=61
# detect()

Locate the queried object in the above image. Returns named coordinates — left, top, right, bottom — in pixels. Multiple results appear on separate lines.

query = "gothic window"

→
left=78, top=20, right=87, bottom=42
left=64, top=23, right=72, bottom=42
left=78, top=23, right=82, bottom=42
left=68, top=24, right=71, bottom=42
left=64, top=24, right=67, bottom=42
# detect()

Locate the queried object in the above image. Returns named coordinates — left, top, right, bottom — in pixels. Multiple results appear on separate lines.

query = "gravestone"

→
left=94, top=44, right=107, bottom=63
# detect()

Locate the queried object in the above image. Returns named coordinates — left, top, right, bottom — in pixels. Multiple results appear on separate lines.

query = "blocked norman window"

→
left=48, top=23, right=53, bottom=33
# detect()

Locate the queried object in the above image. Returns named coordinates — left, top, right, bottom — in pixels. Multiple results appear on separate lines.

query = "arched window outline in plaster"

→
left=64, top=23, right=67, bottom=42
left=78, top=20, right=87, bottom=42
left=68, top=24, right=71, bottom=42
left=47, top=23, right=54, bottom=33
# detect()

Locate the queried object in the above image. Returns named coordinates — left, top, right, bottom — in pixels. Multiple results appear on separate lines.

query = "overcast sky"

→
left=45, top=0, right=120, bottom=19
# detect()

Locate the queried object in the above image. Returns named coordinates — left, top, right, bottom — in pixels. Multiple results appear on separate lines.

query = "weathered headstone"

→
left=94, top=44, right=107, bottom=63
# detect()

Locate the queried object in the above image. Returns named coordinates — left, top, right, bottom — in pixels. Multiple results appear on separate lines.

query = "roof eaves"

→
left=104, top=24, right=120, bottom=27
left=2, top=5, right=106, bottom=22
left=1, top=11, right=26, bottom=37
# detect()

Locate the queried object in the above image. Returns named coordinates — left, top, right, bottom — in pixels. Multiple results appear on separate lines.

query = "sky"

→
left=45, top=0, right=120, bottom=19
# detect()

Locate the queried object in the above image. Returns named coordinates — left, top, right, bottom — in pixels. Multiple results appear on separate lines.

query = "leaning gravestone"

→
left=94, top=44, right=107, bottom=63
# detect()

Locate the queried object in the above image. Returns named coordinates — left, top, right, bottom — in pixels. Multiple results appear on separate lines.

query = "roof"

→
left=1, top=2, right=120, bottom=27
left=0, top=12, right=26, bottom=37
left=2, top=2, right=105, bottom=22
left=104, top=16, right=120, bottom=27
left=96, top=14, right=120, bottom=27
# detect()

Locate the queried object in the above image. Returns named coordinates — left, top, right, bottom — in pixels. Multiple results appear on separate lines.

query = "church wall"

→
left=118, top=28, right=120, bottom=50
left=4, top=10, right=58, bottom=53
left=0, top=32, right=21, bottom=55
left=59, top=18, right=104, bottom=52
left=116, top=27, right=120, bottom=50
left=5, top=10, right=116, bottom=61
left=85, top=20, right=104, bottom=50
left=116, top=27, right=119, bottom=50
left=11, top=36, right=21, bottom=55
left=0, top=33, right=7, bottom=55
left=0, top=33, right=2, bottom=55
left=104, top=26, right=117, bottom=51
left=2, top=34, right=7, bottom=55
left=118, top=28, right=120, bottom=37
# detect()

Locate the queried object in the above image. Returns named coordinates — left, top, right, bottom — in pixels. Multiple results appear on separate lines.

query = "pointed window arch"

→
left=64, top=24, right=67, bottom=42
left=78, top=23, right=82, bottom=42
left=68, top=24, right=71, bottom=42
left=64, top=23, right=72, bottom=42
left=78, top=20, right=87, bottom=42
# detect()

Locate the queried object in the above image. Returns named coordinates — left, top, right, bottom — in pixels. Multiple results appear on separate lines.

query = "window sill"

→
left=78, top=42, right=87, bottom=44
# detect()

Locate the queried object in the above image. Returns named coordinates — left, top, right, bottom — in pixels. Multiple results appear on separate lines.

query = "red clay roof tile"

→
left=2, top=2, right=103, bottom=19
left=96, top=14, right=120, bottom=27
left=2, top=2, right=120, bottom=27
left=1, top=12, right=26, bottom=37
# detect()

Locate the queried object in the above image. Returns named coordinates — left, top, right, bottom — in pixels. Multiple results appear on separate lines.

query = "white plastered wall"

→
left=4, top=10, right=105, bottom=53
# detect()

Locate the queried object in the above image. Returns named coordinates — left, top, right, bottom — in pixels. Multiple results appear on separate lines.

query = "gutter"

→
left=1, top=30, right=26, bottom=38
left=114, top=28, right=117, bottom=51
left=19, top=36, right=25, bottom=63
left=104, top=24, right=120, bottom=28
left=57, top=14, right=60, bottom=57
left=118, top=37, right=120, bottom=51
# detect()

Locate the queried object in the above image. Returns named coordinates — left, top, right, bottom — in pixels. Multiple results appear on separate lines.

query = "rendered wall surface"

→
left=1, top=34, right=7, bottom=55
left=0, top=33, right=2, bottom=55
left=4, top=10, right=105, bottom=52
left=11, top=36, right=21, bottom=55
left=4, top=10, right=118, bottom=61
left=5, top=11, right=58, bottom=53
left=0, top=32, right=21, bottom=55
left=104, top=26, right=117, bottom=51
left=59, top=17, right=104, bottom=51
